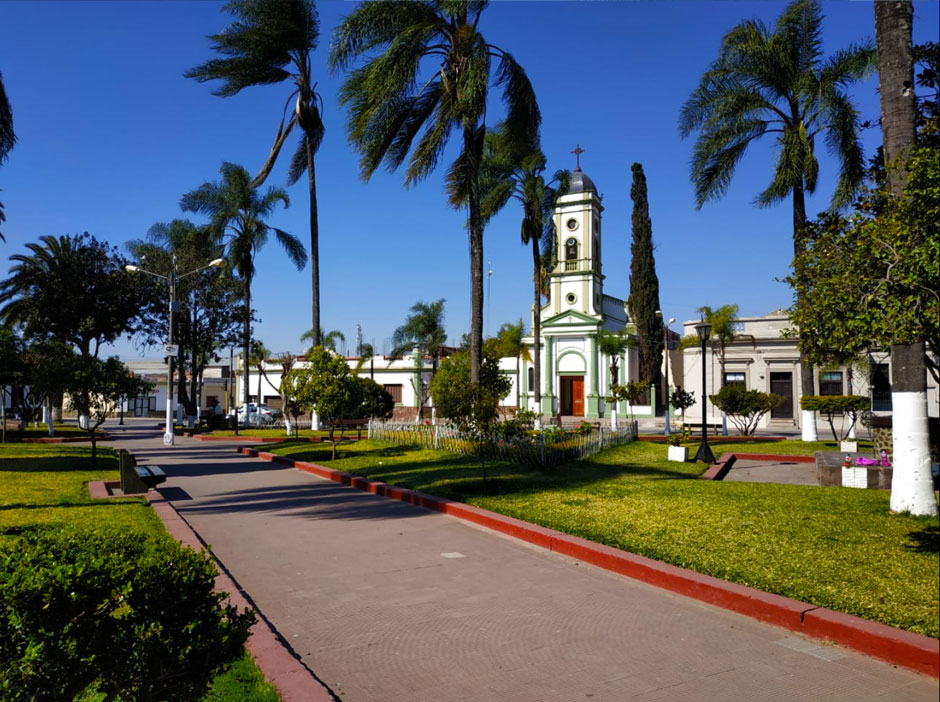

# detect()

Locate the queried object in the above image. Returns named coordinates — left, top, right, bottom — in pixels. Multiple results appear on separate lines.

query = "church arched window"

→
left=565, top=237, right=578, bottom=261
left=527, top=366, right=534, bottom=393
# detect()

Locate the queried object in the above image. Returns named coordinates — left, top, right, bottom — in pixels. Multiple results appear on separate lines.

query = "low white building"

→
left=679, top=311, right=939, bottom=433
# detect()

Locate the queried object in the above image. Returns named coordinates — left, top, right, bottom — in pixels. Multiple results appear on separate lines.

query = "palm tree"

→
left=391, top=299, right=447, bottom=422
left=1, top=70, right=16, bottom=243
left=874, top=0, right=936, bottom=517
left=180, top=162, right=306, bottom=412
left=186, top=0, right=325, bottom=345
left=477, top=124, right=568, bottom=420
left=300, top=327, right=345, bottom=354
left=330, top=1, right=540, bottom=385
left=679, top=0, right=875, bottom=440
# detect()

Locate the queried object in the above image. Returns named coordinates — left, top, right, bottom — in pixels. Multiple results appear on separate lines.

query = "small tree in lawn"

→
left=598, top=329, right=634, bottom=425
left=351, top=376, right=394, bottom=422
left=709, top=385, right=783, bottom=436
left=799, top=395, right=870, bottom=442
left=0, top=328, right=21, bottom=443
left=669, top=387, right=696, bottom=425
left=283, top=346, right=357, bottom=460
left=67, top=356, right=153, bottom=466
left=607, top=380, right=650, bottom=422
left=429, top=349, right=511, bottom=493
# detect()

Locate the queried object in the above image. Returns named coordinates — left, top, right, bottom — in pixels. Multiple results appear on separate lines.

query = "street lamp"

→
left=656, top=311, right=676, bottom=435
left=126, top=256, right=226, bottom=445
left=693, top=318, right=715, bottom=463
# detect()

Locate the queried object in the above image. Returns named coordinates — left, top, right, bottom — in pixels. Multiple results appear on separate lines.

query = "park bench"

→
left=117, top=449, right=167, bottom=494
left=683, top=421, right=724, bottom=436
left=320, top=418, right=368, bottom=440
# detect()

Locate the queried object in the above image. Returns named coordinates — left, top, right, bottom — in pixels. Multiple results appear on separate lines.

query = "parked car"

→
left=230, top=403, right=281, bottom=425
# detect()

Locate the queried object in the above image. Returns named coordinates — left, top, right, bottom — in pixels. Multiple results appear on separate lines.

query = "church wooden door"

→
left=571, top=377, right=584, bottom=416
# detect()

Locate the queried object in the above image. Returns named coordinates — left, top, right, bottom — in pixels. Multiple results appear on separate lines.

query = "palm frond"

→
left=0, top=71, right=15, bottom=164
left=493, top=50, right=540, bottom=153
left=271, top=227, right=307, bottom=270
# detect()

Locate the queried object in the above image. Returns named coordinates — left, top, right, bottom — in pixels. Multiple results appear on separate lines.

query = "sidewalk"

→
left=108, top=421, right=938, bottom=702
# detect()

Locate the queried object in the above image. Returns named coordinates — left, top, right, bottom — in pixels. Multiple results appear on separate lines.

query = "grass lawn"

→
left=266, top=437, right=940, bottom=638
left=2, top=422, right=107, bottom=439
left=0, top=443, right=281, bottom=701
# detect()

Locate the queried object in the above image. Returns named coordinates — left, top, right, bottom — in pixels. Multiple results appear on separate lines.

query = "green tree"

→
left=485, top=319, right=531, bottom=410
left=180, top=162, right=306, bottom=414
left=710, top=385, right=783, bottom=436
left=429, top=348, right=512, bottom=492
left=330, top=1, right=540, bottom=385
left=679, top=0, right=876, bottom=440
left=874, top=0, right=937, bottom=517
left=477, top=124, right=568, bottom=418
left=0, top=328, right=21, bottom=442
left=66, top=356, right=153, bottom=467
left=301, top=327, right=345, bottom=354
left=627, top=163, right=664, bottom=398
left=391, top=299, right=447, bottom=421
left=186, top=0, right=326, bottom=345
left=283, top=346, right=357, bottom=459
left=598, top=329, right=635, bottom=424
left=0, top=70, right=15, bottom=243
left=128, top=219, right=243, bottom=424
left=607, top=380, right=650, bottom=422
left=0, top=234, right=141, bottom=357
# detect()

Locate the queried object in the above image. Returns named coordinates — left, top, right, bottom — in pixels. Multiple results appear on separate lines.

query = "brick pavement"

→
left=108, top=421, right=938, bottom=702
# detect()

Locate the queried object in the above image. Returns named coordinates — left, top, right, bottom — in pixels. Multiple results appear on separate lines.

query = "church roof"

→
left=568, top=168, right=596, bottom=194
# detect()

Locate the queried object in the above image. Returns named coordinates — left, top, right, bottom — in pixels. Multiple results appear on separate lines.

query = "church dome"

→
left=568, top=168, right=596, bottom=194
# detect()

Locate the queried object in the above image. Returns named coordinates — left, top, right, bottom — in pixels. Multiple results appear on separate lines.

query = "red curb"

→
left=16, top=434, right=111, bottom=443
left=803, top=608, right=939, bottom=678
left=147, top=490, right=334, bottom=702
left=240, top=446, right=940, bottom=678
left=701, top=453, right=736, bottom=480
left=191, top=432, right=357, bottom=444
left=732, top=452, right=816, bottom=463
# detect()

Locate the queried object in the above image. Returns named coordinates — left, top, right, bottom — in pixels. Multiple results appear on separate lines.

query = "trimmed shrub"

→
left=800, top=395, right=870, bottom=441
left=710, top=385, right=783, bottom=436
left=0, top=528, right=255, bottom=702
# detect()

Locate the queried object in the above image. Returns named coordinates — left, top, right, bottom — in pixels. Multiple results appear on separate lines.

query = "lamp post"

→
left=693, top=318, right=715, bottom=464
left=126, top=256, right=226, bottom=446
left=656, top=311, right=676, bottom=435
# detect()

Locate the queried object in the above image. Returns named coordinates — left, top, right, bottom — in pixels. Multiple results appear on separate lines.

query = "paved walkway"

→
left=723, top=458, right=819, bottom=486
left=107, top=421, right=937, bottom=702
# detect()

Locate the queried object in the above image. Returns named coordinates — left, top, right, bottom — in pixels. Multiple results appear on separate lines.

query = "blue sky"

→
left=2, top=0, right=938, bottom=358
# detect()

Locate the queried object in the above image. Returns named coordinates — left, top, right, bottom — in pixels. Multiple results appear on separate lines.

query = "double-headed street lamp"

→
left=693, top=317, right=715, bottom=464
left=655, top=310, right=676, bottom=435
left=126, top=255, right=226, bottom=446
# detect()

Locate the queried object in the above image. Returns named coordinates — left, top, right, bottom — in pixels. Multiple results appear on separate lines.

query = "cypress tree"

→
left=626, top=162, right=664, bottom=402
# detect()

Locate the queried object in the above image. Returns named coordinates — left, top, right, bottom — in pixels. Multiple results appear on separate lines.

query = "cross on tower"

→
left=572, top=144, right=584, bottom=171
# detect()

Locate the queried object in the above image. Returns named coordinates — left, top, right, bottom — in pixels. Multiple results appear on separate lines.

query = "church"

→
left=518, top=157, right=639, bottom=421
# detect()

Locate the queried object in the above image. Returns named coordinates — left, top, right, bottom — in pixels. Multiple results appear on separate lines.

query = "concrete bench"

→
left=118, top=449, right=167, bottom=494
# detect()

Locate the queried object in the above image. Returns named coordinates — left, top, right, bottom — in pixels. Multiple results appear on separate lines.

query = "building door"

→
left=560, top=376, right=585, bottom=416
left=770, top=372, right=793, bottom=419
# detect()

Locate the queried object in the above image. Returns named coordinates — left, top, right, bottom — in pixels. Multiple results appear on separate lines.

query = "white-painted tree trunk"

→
left=46, top=399, right=54, bottom=436
left=310, top=411, right=320, bottom=431
left=78, top=414, right=89, bottom=430
left=889, top=391, right=938, bottom=516
left=848, top=412, right=857, bottom=440
left=801, top=410, right=818, bottom=442
left=284, top=419, right=294, bottom=437
left=610, top=408, right=618, bottom=430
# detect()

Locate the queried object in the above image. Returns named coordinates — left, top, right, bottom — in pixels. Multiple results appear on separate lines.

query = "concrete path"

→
left=107, top=420, right=938, bottom=702
left=723, top=458, right=819, bottom=486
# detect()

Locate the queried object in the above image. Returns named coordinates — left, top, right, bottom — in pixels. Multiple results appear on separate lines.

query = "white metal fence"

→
left=367, top=419, right=637, bottom=470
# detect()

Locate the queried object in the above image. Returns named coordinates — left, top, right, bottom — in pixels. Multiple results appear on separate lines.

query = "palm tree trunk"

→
left=875, top=0, right=936, bottom=515
left=531, top=236, right=542, bottom=418
left=792, top=182, right=818, bottom=441
left=464, top=126, right=484, bottom=385
left=243, top=287, right=251, bottom=413
left=305, top=132, right=321, bottom=348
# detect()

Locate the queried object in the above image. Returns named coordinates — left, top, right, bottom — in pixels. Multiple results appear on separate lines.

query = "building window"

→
left=871, top=364, right=891, bottom=411
left=565, top=237, right=578, bottom=260
left=819, top=371, right=843, bottom=396
left=384, top=384, right=403, bottom=403
left=148, top=396, right=156, bottom=411
left=723, top=372, right=746, bottom=387
left=527, top=367, right=534, bottom=393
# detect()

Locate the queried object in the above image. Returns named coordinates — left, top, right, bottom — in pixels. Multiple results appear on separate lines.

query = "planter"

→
left=667, top=445, right=689, bottom=462
left=840, top=440, right=858, bottom=453
left=841, top=465, right=867, bottom=489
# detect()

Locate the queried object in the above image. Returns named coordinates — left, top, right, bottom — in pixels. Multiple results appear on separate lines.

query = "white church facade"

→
left=518, top=165, right=640, bottom=421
